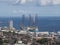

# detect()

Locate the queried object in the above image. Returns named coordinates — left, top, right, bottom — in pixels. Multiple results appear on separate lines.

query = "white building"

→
left=14, top=41, right=26, bottom=45
left=18, top=30, right=27, bottom=34
left=38, top=32, right=49, bottom=35
left=14, top=43, right=26, bottom=45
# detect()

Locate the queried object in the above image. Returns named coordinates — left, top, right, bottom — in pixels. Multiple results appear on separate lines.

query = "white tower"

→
left=9, top=20, right=13, bottom=29
left=36, top=28, right=38, bottom=37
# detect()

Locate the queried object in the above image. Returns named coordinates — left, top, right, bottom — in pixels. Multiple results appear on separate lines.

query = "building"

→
left=14, top=41, right=26, bottom=45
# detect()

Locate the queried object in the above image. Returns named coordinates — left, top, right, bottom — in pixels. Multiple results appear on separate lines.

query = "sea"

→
left=0, top=16, right=60, bottom=32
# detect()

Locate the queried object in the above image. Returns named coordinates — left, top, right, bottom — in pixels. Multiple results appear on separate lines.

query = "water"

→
left=0, top=17, right=60, bottom=32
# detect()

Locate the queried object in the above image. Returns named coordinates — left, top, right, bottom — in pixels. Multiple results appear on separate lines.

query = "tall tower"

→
left=33, top=14, right=38, bottom=27
left=20, top=14, right=25, bottom=30
left=28, top=14, right=32, bottom=27
left=32, top=14, right=39, bottom=37
left=35, top=14, right=39, bottom=37
left=9, top=20, right=13, bottom=29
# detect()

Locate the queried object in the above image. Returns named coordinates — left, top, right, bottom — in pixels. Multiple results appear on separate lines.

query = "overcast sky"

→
left=0, top=0, right=60, bottom=17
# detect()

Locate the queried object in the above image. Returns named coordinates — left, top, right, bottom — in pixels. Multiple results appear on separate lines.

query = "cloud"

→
left=13, top=0, right=60, bottom=6
left=20, top=0, right=27, bottom=4
left=15, top=0, right=27, bottom=4
left=53, top=0, right=60, bottom=5
left=13, top=10, right=30, bottom=14
left=14, top=0, right=35, bottom=5
left=40, top=0, right=51, bottom=5
left=0, top=0, right=60, bottom=6
left=40, top=0, right=60, bottom=6
left=28, top=0, right=33, bottom=2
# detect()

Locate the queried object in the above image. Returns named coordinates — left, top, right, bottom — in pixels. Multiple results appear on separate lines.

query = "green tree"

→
left=37, top=38, right=48, bottom=44
left=0, top=38, right=3, bottom=45
left=4, top=40, right=9, bottom=43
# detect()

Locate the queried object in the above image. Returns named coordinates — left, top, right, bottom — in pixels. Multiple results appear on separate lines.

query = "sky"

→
left=0, top=0, right=60, bottom=17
